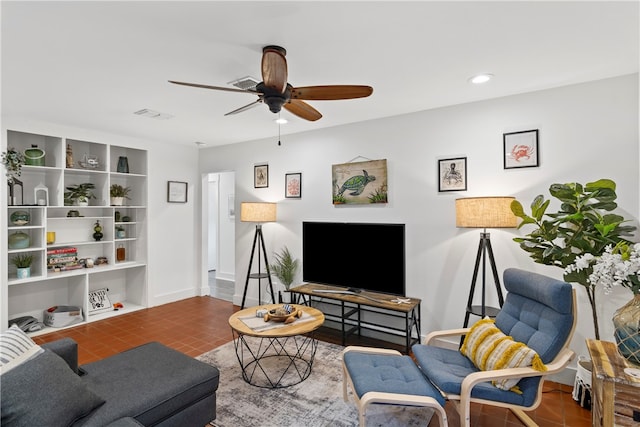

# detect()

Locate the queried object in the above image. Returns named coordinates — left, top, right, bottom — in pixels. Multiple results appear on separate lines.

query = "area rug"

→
left=197, top=339, right=434, bottom=427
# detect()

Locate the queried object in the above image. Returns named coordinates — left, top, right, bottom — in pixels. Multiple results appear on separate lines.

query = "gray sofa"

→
left=2, top=338, right=220, bottom=427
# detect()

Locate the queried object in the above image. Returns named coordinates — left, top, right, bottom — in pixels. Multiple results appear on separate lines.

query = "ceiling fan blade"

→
left=284, top=99, right=322, bottom=122
left=261, top=46, right=288, bottom=94
left=290, top=85, right=373, bottom=100
left=224, top=99, right=263, bottom=116
left=168, top=80, right=256, bottom=94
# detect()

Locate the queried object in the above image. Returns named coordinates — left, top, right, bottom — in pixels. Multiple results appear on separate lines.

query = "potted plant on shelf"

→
left=270, top=246, right=299, bottom=303
left=64, top=183, right=96, bottom=206
left=11, top=253, right=33, bottom=279
left=2, top=147, right=25, bottom=205
left=110, top=184, right=131, bottom=206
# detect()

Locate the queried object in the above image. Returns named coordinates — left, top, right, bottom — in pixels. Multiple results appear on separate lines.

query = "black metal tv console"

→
left=289, top=283, right=421, bottom=354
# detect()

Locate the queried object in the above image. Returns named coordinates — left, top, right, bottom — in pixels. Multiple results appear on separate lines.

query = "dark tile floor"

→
left=33, top=296, right=592, bottom=426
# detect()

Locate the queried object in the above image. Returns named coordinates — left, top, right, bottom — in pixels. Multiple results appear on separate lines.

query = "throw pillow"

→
left=1, top=349, right=105, bottom=427
left=460, top=318, right=546, bottom=392
left=0, top=325, right=44, bottom=374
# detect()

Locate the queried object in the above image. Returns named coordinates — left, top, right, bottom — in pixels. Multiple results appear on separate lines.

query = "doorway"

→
left=205, top=172, right=235, bottom=302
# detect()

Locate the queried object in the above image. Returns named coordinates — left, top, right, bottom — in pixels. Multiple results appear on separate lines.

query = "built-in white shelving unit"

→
left=4, top=130, right=148, bottom=335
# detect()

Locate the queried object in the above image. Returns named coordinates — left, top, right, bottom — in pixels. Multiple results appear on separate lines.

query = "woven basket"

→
left=572, top=355, right=592, bottom=409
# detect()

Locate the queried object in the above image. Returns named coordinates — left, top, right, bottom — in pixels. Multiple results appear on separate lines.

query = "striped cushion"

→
left=460, top=318, right=546, bottom=392
left=0, top=325, right=44, bottom=375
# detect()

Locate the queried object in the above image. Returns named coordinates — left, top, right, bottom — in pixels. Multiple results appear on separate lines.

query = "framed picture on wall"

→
left=254, top=164, right=269, bottom=188
left=438, top=157, right=467, bottom=192
left=167, top=181, right=188, bottom=203
left=285, top=172, right=302, bottom=198
left=504, top=129, right=539, bottom=169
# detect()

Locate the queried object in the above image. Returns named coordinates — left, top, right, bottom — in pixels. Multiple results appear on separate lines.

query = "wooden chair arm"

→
left=459, top=348, right=576, bottom=412
left=424, top=328, right=470, bottom=345
left=342, top=345, right=403, bottom=357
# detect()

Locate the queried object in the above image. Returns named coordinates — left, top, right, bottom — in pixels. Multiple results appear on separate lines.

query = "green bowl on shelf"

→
left=10, top=211, right=30, bottom=226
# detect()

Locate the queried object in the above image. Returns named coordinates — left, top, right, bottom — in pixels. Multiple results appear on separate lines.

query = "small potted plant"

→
left=2, top=148, right=25, bottom=205
left=64, top=183, right=96, bottom=206
left=11, top=253, right=33, bottom=279
left=270, top=246, right=299, bottom=303
left=2, top=147, right=24, bottom=183
left=110, top=184, right=131, bottom=206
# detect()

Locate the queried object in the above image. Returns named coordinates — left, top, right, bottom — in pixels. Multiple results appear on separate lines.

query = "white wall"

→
left=198, top=74, right=639, bottom=364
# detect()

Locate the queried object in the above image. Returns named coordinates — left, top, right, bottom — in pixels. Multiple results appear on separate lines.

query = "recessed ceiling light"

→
left=275, top=118, right=288, bottom=124
left=469, top=74, right=494, bottom=84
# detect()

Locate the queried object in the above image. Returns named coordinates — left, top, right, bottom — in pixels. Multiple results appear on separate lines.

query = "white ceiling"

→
left=2, top=1, right=638, bottom=148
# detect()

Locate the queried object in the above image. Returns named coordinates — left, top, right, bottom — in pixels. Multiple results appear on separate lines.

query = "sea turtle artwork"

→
left=332, top=159, right=388, bottom=205
left=337, top=169, right=376, bottom=196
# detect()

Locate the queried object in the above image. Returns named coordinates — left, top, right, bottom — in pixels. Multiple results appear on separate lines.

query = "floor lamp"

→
left=240, top=202, right=277, bottom=309
left=456, top=196, right=517, bottom=329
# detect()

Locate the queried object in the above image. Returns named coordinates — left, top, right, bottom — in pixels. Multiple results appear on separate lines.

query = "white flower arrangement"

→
left=566, top=243, right=640, bottom=296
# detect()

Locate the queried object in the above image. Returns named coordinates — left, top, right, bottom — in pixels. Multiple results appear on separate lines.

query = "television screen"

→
left=302, top=221, right=405, bottom=296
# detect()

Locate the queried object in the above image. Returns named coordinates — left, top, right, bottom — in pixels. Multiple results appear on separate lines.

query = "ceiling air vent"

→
left=134, top=109, right=173, bottom=120
left=228, top=76, right=260, bottom=91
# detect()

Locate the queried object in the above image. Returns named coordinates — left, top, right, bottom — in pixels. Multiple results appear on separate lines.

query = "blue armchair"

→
left=342, top=268, right=576, bottom=427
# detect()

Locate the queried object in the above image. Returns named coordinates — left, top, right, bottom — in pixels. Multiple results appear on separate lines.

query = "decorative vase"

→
left=76, top=198, right=89, bottom=207
left=93, top=221, right=103, bottom=241
left=612, top=294, right=640, bottom=366
left=8, top=231, right=30, bottom=249
left=111, top=197, right=124, bottom=206
left=117, top=156, right=129, bottom=173
left=24, top=144, right=45, bottom=166
left=10, top=211, right=30, bottom=226
left=16, top=267, right=31, bottom=279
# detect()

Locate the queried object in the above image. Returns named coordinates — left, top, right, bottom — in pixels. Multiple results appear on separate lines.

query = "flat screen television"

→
left=302, top=221, right=406, bottom=296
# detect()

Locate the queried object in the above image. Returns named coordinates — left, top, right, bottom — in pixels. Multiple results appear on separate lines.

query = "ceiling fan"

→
left=169, top=45, right=373, bottom=122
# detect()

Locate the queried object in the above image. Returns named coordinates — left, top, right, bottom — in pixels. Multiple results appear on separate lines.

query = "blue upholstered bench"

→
left=342, top=346, right=448, bottom=426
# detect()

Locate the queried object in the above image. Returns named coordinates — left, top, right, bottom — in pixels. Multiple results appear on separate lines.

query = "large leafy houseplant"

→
left=510, top=178, right=636, bottom=339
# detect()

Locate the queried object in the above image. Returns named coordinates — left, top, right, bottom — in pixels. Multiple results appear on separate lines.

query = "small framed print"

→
left=167, top=181, right=188, bottom=203
left=285, top=172, right=302, bottom=198
left=254, top=164, right=269, bottom=188
left=504, top=129, right=539, bottom=169
left=438, top=157, right=467, bottom=192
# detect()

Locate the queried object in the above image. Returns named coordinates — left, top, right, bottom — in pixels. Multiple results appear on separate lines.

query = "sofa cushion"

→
left=460, top=318, right=546, bottom=391
left=0, top=325, right=43, bottom=374
left=79, top=341, right=219, bottom=426
left=1, top=349, right=105, bottom=427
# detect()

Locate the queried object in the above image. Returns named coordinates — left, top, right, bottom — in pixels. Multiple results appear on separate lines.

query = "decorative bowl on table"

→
left=264, top=304, right=302, bottom=324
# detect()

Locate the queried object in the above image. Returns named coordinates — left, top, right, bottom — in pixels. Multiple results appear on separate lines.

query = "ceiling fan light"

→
left=469, top=73, right=494, bottom=84
left=275, top=118, right=288, bottom=124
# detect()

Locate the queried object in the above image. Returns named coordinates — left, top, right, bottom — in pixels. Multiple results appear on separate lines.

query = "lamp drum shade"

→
left=456, top=197, right=517, bottom=228
left=240, top=202, right=277, bottom=223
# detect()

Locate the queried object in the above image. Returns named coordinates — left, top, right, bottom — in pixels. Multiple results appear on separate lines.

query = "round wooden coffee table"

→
left=228, top=304, right=324, bottom=388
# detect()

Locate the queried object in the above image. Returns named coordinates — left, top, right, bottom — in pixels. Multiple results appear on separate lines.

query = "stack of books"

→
left=47, top=247, right=82, bottom=272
